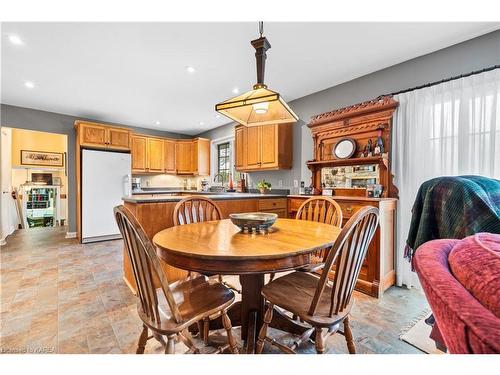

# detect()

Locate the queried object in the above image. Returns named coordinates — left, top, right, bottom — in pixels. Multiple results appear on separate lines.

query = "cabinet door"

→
left=235, top=126, right=246, bottom=170
left=131, top=135, right=148, bottom=172
left=245, top=126, right=261, bottom=169
left=195, top=138, right=210, bottom=176
left=79, top=123, right=107, bottom=148
left=147, top=138, right=164, bottom=172
left=175, top=141, right=193, bottom=174
left=260, top=124, right=278, bottom=168
left=164, top=139, right=176, bottom=174
left=108, top=128, right=130, bottom=150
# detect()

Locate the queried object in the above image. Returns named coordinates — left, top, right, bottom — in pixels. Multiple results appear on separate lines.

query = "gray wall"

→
left=197, top=29, right=500, bottom=191
left=0, top=104, right=189, bottom=233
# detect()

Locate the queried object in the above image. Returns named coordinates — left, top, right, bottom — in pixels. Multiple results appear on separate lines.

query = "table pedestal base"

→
left=204, top=274, right=313, bottom=353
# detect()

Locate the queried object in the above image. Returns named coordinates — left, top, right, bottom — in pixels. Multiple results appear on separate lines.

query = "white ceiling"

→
left=2, top=22, right=499, bottom=135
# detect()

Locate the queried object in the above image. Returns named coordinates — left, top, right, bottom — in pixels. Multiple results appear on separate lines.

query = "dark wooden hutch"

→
left=287, top=96, right=399, bottom=298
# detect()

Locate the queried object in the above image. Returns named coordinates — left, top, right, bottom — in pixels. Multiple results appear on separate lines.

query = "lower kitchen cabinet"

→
left=288, top=196, right=397, bottom=298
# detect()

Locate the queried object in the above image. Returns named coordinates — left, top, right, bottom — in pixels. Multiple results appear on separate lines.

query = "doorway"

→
left=0, top=127, right=68, bottom=240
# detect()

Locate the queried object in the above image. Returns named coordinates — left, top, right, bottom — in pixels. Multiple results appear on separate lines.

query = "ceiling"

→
left=2, top=22, right=499, bottom=135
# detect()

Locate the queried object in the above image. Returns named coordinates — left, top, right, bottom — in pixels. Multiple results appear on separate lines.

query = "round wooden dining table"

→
left=153, top=218, right=341, bottom=353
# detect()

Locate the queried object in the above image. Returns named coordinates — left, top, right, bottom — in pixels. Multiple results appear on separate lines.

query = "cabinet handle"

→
left=345, top=206, right=353, bottom=214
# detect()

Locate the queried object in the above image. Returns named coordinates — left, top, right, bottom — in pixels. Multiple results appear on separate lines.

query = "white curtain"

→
left=392, top=69, right=500, bottom=288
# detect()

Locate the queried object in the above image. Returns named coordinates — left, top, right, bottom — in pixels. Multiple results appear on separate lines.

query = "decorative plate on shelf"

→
left=229, top=212, right=278, bottom=233
left=333, top=138, right=356, bottom=159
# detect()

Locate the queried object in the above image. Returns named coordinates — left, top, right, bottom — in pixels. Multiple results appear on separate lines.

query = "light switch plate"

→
left=293, top=180, right=298, bottom=188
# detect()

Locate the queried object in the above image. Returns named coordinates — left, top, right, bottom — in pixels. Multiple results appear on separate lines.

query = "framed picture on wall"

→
left=20, top=150, right=64, bottom=167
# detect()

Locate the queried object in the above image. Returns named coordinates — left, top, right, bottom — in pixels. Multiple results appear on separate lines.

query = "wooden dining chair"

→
left=173, top=196, right=240, bottom=344
left=114, top=205, right=239, bottom=354
left=295, top=196, right=343, bottom=270
left=256, top=206, right=379, bottom=354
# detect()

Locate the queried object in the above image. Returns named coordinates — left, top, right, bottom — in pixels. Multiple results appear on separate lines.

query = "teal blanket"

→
left=405, top=175, right=500, bottom=262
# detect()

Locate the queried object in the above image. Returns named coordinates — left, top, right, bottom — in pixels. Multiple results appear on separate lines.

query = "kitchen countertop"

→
left=287, top=194, right=397, bottom=201
left=123, top=191, right=288, bottom=203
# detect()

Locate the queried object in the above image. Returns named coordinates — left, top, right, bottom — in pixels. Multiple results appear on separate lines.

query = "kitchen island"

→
left=122, top=191, right=288, bottom=293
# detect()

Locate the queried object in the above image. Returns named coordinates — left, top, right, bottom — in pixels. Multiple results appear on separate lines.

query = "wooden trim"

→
left=308, top=96, right=399, bottom=127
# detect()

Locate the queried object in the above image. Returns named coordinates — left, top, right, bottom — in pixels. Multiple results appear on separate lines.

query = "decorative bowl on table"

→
left=229, top=212, right=278, bottom=233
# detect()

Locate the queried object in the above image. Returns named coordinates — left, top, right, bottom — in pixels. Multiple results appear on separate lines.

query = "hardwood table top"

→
left=153, top=219, right=341, bottom=274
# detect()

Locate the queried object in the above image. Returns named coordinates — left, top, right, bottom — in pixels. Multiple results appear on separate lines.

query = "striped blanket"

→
left=405, top=175, right=500, bottom=263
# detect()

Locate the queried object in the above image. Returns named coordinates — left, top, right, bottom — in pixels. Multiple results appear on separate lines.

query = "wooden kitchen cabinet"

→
left=175, top=138, right=210, bottom=176
left=131, top=135, right=148, bottom=173
left=235, top=123, right=293, bottom=171
left=192, top=138, right=210, bottom=176
left=76, top=121, right=131, bottom=151
left=245, top=126, right=261, bottom=169
left=132, top=136, right=210, bottom=175
left=108, top=128, right=132, bottom=150
left=147, top=137, right=164, bottom=172
left=235, top=126, right=246, bottom=169
left=164, top=139, right=176, bottom=174
left=175, top=140, right=193, bottom=174
left=288, top=196, right=396, bottom=298
left=131, top=135, right=164, bottom=173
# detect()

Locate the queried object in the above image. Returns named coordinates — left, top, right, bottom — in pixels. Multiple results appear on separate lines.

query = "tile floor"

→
left=1, top=226, right=428, bottom=354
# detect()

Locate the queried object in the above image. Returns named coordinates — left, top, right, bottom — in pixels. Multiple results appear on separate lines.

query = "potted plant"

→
left=257, top=179, right=272, bottom=194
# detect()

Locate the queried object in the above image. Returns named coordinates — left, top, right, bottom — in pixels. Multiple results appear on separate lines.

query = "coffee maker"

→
left=131, top=177, right=142, bottom=192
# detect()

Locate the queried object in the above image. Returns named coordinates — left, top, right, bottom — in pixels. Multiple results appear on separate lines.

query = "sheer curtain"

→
left=392, top=69, right=500, bottom=288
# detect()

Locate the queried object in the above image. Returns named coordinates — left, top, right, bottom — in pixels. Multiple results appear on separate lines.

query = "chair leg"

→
left=221, top=310, right=239, bottom=354
left=315, top=327, right=325, bottom=354
left=136, top=324, right=148, bottom=354
left=202, top=317, right=210, bottom=345
left=269, top=273, right=275, bottom=282
left=256, top=303, right=274, bottom=354
left=153, top=332, right=167, bottom=349
left=195, top=321, right=203, bottom=338
left=343, top=316, right=356, bottom=354
left=179, top=329, right=200, bottom=354
left=165, top=334, right=176, bottom=354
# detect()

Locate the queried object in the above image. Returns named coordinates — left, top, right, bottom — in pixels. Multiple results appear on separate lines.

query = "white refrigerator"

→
left=82, top=149, right=131, bottom=243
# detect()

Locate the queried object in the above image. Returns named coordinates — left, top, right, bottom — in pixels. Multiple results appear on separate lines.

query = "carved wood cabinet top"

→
left=308, top=96, right=399, bottom=128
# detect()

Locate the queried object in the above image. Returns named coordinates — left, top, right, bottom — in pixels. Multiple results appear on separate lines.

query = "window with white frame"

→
left=211, top=136, right=235, bottom=184
left=217, top=142, right=231, bottom=183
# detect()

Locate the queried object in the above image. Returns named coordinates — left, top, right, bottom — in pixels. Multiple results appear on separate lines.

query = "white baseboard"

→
left=65, top=232, right=77, bottom=239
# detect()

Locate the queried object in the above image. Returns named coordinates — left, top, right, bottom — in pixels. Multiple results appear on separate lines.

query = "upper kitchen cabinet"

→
left=235, top=126, right=246, bottom=169
left=131, top=135, right=147, bottom=173
left=164, top=139, right=176, bottom=174
left=235, top=123, right=293, bottom=171
left=132, top=136, right=210, bottom=175
left=131, top=135, right=165, bottom=174
left=175, top=138, right=210, bottom=175
left=175, top=140, right=193, bottom=174
left=192, top=138, right=210, bottom=176
left=75, top=121, right=131, bottom=151
left=147, top=137, right=164, bottom=173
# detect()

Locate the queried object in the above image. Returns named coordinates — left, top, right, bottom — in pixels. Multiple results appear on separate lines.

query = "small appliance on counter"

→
left=131, top=177, right=142, bottom=192
left=200, top=179, right=210, bottom=192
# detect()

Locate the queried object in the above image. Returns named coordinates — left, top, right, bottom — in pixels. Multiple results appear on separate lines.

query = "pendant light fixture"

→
left=215, top=22, right=299, bottom=126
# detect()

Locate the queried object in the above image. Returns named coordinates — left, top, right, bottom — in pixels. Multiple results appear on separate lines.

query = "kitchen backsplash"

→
left=134, top=174, right=204, bottom=190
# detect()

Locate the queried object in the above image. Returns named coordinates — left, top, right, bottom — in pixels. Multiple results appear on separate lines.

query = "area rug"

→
left=399, top=310, right=444, bottom=354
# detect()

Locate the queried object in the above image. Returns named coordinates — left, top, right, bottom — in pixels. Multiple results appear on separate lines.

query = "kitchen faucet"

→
left=213, top=173, right=225, bottom=184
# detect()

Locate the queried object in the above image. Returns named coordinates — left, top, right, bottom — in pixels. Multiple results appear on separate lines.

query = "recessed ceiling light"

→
left=199, top=121, right=205, bottom=126
left=232, top=88, right=239, bottom=94
left=155, top=120, right=160, bottom=125
left=215, top=114, right=221, bottom=119
left=185, top=66, right=196, bottom=74
left=24, top=81, right=35, bottom=89
left=8, top=34, right=24, bottom=45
